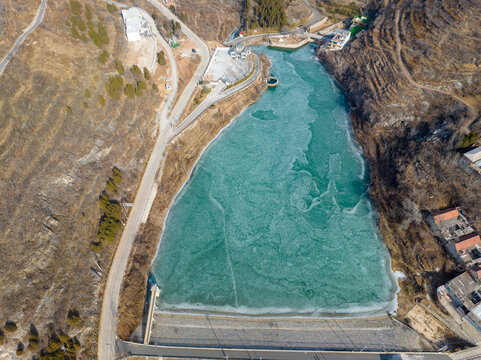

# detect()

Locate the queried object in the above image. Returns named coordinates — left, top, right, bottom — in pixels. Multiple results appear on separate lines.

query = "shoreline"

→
left=116, top=55, right=271, bottom=340
left=150, top=45, right=401, bottom=322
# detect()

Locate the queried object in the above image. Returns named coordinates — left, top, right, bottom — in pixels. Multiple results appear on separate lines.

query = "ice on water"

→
left=153, top=46, right=398, bottom=317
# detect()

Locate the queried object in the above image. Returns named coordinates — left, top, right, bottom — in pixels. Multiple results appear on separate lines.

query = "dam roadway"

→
left=117, top=341, right=450, bottom=360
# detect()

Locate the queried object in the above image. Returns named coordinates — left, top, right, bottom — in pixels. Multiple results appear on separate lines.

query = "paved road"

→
left=117, top=340, right=451, bottom=360
left=97, top=6, right=180, bottom=360
left=97, top=3, right=265, bottom=360
left=0, top=0, right=47, bottom=76
left=172, top=53, right=261, bottom=137
left=144, top=0, right=210, bottom=125
left=225, top=1, right=324, bottom=47
left=302, top=0, right=324, bottom=29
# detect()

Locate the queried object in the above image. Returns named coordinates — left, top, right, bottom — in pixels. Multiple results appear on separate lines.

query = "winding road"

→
left=97, top=2, right=262, bottom=359
left=97, top=5, right=180, bottom=359
left=144, top=0, right=210, bottom=124
left=0, top=0, right=47, bottom=76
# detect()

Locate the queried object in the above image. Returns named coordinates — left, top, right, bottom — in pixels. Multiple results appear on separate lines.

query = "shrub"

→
left=29, top=325, right=39, bottom=341
left=47, top=338, right=61, bottom=353
left=460, top=132, right=480, bottom=148
left=194, top=97, right=201, bottom=105
left=27, top=338, right=39, bottom=351
left=124, top=84, right=135, bottom=99
left=152, top=83, right=159, bottom=92
left=90, top=242, right=102, bottom=253
left=106, top=178, right=118, bottom=192
left=0, top=329, right=5, bottom=344
left=66, top=106, right=73, bottom=114
left=98, top=21, right=110, bottom=45
left=69, top=0, right=82, bottom=15
left=67, top=310, right=80, bottom=326
left=4, top=321, right=17, bottom=333
left=130, top=64, right=141, bottom=75
left=87, top=20, right=94, bottom=31
left=71, top=16, right=86, bottom=31
left=112, top=167, right=122, bottom=184
left=98, top=95, right=106, bottom=106
left=137, top=80, right=147, bottom=90
left=99, top=49, right=109, bottom=64
left=143, top=67, right=150, bottom=80
left=106, top=3, right=118, bottom=13
left=135, top=87, right=142, bottom=97
left=83, top=102, right=88, bottom=109
left=71, top=26, right=80, bottom=39
left=85, top=5, right=92, bottom=20
left=105, top=75, right=124, bottom=99
left=58, top=333, right=70, bottom=344
left=114, top=59, right=125, bottom=75
left=157, top=51, right=166, bottom=66
left=99, top=53, right=107, bottom=64
left=84, top=89, right=91, bottom=98
left=65, top=20, right=70, bottom=26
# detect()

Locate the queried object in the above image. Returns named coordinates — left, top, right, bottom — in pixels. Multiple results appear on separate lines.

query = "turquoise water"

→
left=152, top=45, right=397, bottom=316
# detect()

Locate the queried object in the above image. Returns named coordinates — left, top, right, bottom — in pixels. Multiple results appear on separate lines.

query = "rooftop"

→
left=456, top=233, right=481, bottom=251
left=433, top=207, right=459, bottom=223
left=331, top=29, right=351, bottom=43
left=464, top=146, right=481, bottom=163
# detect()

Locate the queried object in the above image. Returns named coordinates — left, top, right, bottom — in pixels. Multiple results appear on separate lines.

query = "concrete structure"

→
left=430, top=207, right=480, bottom=264
left=117, top=340, right=451, bottom=360
left=308, top=17, right=328, bottom=33
left=439, top=272, right=481, bottom=334
left=328, top=29, right=351, bottom=50
left=463, top=146, right=481, bottom=165
left=229, top=44, right=251, bottom=60
left=121, top=8, right=148, bottom=42
left=204, top=47, right=251, bottom=84
left=460, top=146, right=481, bottom=175
left=143, top=284, right=160, bottom=345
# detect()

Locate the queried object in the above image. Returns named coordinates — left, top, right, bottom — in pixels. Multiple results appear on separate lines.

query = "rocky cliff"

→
left=319, top=0, right=481, bottom=321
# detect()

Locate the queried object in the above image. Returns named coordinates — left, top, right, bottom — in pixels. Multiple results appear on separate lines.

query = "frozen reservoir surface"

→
left=152, top=45, right=397, bottom=317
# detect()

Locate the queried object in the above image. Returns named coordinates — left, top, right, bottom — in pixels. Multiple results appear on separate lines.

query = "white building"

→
left=464, top=146, right=481, bottom=165
left=328, top=29, right=351, bottom=50
left=121, top=8, right=144, bottom=42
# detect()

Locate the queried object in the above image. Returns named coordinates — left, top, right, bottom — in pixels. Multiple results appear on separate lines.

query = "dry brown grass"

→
left=117, top=56, right=271, bottom=340
left=0, top=0, right=165, bottom=357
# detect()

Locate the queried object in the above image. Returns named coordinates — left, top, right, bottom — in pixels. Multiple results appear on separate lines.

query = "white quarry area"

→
left=121, top=7, right=158, bottom=72
left=203, top=46, right=252, bottom=86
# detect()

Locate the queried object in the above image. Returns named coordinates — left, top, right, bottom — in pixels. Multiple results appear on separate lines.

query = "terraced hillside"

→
left=320, top=0, right=481, bottom=326
left=0, top=0, right=165, bottom=357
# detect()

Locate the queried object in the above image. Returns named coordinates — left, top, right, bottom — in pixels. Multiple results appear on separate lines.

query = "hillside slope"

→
left=0, top=0, right=165, bottom=357
left=319, top=0, right=481, bottom=324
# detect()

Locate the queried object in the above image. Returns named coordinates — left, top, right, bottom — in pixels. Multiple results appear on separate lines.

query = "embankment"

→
left=116, top=56, right=271, bottom=339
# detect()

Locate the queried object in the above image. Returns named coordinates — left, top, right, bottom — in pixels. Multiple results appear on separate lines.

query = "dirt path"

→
left=393, top=4, right=478, bottom=117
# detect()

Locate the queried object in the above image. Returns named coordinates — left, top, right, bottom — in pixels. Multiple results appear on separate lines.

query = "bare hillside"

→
left=319, top=0, right=481, bottom=337
left=0, top=0, right=165, bottom=357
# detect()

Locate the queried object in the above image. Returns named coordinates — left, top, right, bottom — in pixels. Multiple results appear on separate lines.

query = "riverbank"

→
left=116, top=55, right=270, bottom=340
